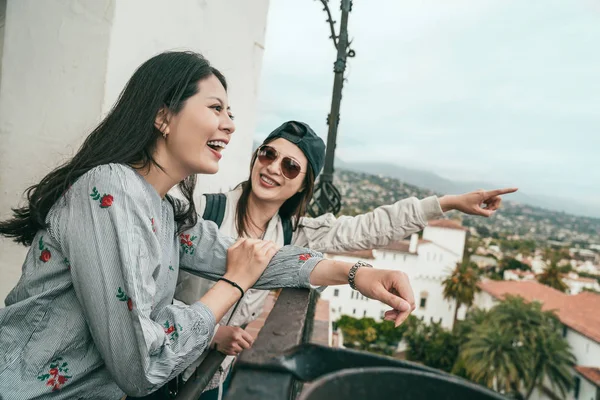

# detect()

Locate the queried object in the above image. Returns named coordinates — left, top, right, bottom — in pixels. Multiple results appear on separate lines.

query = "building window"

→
left=363, top=310, right=367, bottom=317
left=393, top=253, right=397, bottom=260
left=404, top=255, right=407, bottom=261
left=353, top=308, right=356, bottom=315
left=419, top=291, right=429, bottom=310
left=332, top=308, right=336, bottom=313
left=573, top=376, right=580, bottom=399
left=562, top=325, right=568, bottom=337
left=338, top=306, right=341, bottom=312
left=351, top=291, right=354, bottom=300
left=334, top=289, right=339, bottom=297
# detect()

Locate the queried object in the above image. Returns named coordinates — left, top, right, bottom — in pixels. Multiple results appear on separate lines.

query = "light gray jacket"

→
left=174, top=188, right=444, bottom=387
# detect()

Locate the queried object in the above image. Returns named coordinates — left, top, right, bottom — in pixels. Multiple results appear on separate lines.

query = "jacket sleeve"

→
left=177, top=217, right=324, bottom=290
left=49, top=164, right=217, bottom=396
left=293, top=196, right=443, bottom=252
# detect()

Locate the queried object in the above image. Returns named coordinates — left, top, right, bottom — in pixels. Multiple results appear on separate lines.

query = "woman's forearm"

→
left=309, top=259, right=354, bottom=286
left=198, top=281, right=242, bottom=322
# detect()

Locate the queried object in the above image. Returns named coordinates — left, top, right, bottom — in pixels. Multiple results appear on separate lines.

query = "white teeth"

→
left=261, top=175, right=278, bottom=186
left=207, top=140, right=227, bottom=149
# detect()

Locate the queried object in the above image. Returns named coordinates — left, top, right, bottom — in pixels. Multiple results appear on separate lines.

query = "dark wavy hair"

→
left=0, top=51, right=226, bottom=246
left=235, top=138, right=316, bottom=238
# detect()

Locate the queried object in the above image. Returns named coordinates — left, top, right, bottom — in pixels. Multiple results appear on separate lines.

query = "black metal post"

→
left=308, top=0, right=355, bottom=217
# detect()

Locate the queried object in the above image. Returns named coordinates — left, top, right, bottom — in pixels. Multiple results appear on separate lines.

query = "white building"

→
left=321, top=220, right=469, bottom=331
left=503, top=269, right=536, bottom=281
left=0, top=0, right=270, bottom=304
left=475, top=280, right=600, bottom=400
left=563, top=273, right=600, bottom=295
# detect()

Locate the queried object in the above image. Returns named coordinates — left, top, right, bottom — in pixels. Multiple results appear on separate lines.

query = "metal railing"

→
left=175, top=287, right=507, bottom=400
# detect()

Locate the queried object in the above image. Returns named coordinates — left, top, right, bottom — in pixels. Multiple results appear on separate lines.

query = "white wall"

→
left=573, top=376, right=598, bottom=400
left=422, top=226, right=466, bottom=261
left=0, top=0, right=270, bottom=305
left=565, top=329, right=600, bottom=367
left=473, top=291, right=498, bottom=311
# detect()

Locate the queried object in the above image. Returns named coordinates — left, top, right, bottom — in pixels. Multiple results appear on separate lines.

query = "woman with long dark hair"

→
left=175, top=120, right=517, bottom=399
left=0, top=52, right=420, bottom=399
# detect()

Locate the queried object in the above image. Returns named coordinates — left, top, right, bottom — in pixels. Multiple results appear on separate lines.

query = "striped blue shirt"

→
left=0, top=164, right=323, bottom=399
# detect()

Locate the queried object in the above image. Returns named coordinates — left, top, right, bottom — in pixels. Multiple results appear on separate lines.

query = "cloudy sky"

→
left=255, top=0, right=600, bottom=208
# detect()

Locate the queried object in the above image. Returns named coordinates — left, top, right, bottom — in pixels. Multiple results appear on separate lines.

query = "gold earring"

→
left=162, top=131, right=168, bottom=139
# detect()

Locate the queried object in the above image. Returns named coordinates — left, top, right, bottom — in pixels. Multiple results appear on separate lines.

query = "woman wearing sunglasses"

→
left=175, top=120, right=517, bottom=399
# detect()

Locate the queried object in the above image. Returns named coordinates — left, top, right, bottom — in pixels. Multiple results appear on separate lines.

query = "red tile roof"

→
left=478, top=280, right=600, bottom=344
left=575, top=366, right=600, bottom=387
left=428, top=219, right=469, bottom=231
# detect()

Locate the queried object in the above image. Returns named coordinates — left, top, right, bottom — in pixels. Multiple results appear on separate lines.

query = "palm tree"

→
left=537, top=262, right=569, bottom=293
left=458, top=322, right=523, bottom=392
left=457, top=296, right=575, bottom=399
left=442, top=260, right=481, bottom=330
left=523, top=328, right=575, bottom=399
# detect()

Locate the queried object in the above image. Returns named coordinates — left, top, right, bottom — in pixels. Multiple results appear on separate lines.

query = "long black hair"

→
left=235, top=138, right=316, bottom=238
left=0, top=51, right=226, bottom=246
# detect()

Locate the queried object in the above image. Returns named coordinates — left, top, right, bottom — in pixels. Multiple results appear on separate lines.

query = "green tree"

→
left=403, top=317, right=459, bottom=373
left=457, top=296, right=575, bottom=399
left=537, top=262, right=569, bottom=293
left=442, top=261, right=481, bottom=330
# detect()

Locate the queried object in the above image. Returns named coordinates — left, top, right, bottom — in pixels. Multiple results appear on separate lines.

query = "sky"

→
left=255, top=0, right=600, bottom=208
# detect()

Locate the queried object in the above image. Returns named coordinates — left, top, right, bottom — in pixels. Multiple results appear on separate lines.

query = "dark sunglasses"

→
left=257, top=145, right=306, bottom=180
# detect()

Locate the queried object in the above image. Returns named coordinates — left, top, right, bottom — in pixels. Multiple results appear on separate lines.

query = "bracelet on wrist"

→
left=348, top=260, right=373, bottom=290
left=218, top=277, right=245, bottom=299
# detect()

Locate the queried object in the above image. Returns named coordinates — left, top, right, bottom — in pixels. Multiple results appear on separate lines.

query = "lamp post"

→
left=307, top=0, right=355, bottom=217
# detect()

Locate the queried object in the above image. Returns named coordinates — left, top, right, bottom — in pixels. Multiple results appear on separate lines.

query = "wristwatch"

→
left=348, top=260, right=373, bottom=290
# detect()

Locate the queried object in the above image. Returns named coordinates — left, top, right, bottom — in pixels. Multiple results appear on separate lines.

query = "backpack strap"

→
left=202, top=193, right=227, bottom=228
left=281, top=217, right=293, bottom=246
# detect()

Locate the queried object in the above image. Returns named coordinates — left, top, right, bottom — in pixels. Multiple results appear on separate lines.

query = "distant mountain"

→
left=251, top=140, right=598, bottom=218
left=334, top=158, right=600, bottom=219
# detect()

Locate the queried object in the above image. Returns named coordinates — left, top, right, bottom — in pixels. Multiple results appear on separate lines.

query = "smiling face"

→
left=250, top=138, right=309, bottom=204
left=158, top=74, right=235, bottom=176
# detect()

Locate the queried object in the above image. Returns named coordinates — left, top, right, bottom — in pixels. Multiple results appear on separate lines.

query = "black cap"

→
left=263, top=121, right=326, bottom=177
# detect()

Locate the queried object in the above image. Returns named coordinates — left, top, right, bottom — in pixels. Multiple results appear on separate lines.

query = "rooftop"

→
left=427, top=219, right=469, bottom=231
left=478, top=280, right=600, bottom=343
left=574, top=366, right=600, bottom=387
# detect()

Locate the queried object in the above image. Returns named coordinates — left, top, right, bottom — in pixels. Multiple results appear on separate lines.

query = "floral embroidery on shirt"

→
left=39, top=236, right=51, bottom=263
left=151, top=218, right=156, bottom=233
left=179, top=234, right=197, bottom=255
left=64, top=257, right=71, bottom=270
left=298, top=253, right=312, bottom=262
left=164, top=321, right=183, bottom=341
left=169, top=265, right=174, bottom=272
left=116, top=287, right=133, bottom=311
left=37, top=357, right=72, bottom=392
left=90, top=187, right=114, bottom=208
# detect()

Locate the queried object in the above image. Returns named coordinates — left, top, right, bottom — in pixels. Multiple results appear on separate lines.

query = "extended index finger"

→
left=485, top=187, right=518, bottom=197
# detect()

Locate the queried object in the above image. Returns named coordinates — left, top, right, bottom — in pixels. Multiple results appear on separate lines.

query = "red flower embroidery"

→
left=179, top=234, right=197, bottom=255
left=298, top=254, right=311, bottom=261
left=37, top=357, right=71, bottom=392
left=90, top=187, right=114, bottom=208
left=164, top=321, right=182, bottom=341
left=151, top=218, right=156, bottom=233
left=40, top=249, right=51, bottom=263
left=38, top=237, right=51, bottom=263
left=100, top=195, right=114, bottom=208
left=116, top=287, right=133, bottom=311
